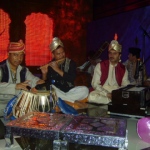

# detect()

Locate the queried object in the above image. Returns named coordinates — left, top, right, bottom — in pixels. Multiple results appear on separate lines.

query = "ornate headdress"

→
left=50, top=37, right=64, bottom=52
left=108, top=34, right=122, bottom=53
left=8, top=40, right=25, bottom=53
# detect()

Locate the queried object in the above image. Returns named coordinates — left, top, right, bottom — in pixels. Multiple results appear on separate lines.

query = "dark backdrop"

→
left=87, top=6, right=150, bottom=76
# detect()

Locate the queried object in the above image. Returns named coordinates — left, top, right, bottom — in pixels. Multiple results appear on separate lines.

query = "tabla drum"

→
left=13, top=89, right=57, bottom=118
left=35, top=90, right=57, bottom=113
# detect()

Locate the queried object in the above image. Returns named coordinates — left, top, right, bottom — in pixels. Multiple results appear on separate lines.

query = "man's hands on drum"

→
left=31, top=79, right=45, bottom=94
left=15, top=79, right=45, bottom=94
left=30, top=87, right=38, bottom=94
left=15, top=80, right=30, bottom=91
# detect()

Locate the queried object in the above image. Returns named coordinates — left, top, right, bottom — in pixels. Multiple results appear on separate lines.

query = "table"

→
left=5, top=111, right=127, bottom=150
left=2, top=104, right=150, bottom=150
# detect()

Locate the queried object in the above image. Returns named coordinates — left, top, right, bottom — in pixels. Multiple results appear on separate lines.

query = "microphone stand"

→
left=134, top=59, right=143, bottom=86
left=140, top=26, right=150, bottom=61
left=136, top=55, right=150, bottom=86
left=140, top=26, right=150, bottom=38
left=139, top=26, right=150, bottom=85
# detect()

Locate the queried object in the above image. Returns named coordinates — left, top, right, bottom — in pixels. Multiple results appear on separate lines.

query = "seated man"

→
left=88, top=39, right=130, bottom=104
left=77, top=51, right=101, bottom=77
left=40, top=37, right=89, bottom=103
left=0, top=40, right=44, bottom=116
left=124, top=47, right=147, bottom=85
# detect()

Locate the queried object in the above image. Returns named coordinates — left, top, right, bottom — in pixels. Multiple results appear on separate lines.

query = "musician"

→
left=77, top=51, right=101, bottom=76
left=40, top=37, right=89, bottom=103
left=88, top=39, right=130, bottom=104
left=123, top=47, right=147, bottom=85
left=0, top=40, right=45, bottom=116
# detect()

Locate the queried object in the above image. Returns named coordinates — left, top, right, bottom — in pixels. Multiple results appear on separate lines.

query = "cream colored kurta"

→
left=88, top=62, right=130, bottom=104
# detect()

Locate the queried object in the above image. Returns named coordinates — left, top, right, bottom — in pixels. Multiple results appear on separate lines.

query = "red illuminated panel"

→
left=25, top=13, right=53, bottom=66
left=0, top=9, right=11, bottom=62
left=114, top=33, right=118, bottom=40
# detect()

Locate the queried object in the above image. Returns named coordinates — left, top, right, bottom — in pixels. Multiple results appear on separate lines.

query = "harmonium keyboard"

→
left=108, top=85, right=150, bottom=117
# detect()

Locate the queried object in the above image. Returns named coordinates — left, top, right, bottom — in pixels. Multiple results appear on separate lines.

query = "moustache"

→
left=109, top=57, right=114, bottom=59
left=15, top=61, right=22, bottom=64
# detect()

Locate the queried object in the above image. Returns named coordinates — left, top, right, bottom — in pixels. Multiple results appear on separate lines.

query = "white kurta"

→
left=52, top=85, right=89, bottom=103
left=88, top=62, right=130, bottom=104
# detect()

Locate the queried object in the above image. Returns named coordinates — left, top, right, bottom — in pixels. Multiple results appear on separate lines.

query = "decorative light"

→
left=114, top=33, right=118, bottom=40
left=25, top=12, right=53, bottom=66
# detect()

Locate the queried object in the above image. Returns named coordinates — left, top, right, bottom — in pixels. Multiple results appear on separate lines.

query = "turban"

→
left=8, top=40, right=25, bottom=53
left=108, top=40, right=122, bottom=53
left=50, top=37, right=64, bottom=52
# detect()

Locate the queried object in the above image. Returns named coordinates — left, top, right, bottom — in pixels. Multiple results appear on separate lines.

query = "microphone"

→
left=134, top=58, right=141, bottom=80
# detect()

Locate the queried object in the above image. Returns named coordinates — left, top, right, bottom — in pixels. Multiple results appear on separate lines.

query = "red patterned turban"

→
left=8, top=40, right=25, bottom=53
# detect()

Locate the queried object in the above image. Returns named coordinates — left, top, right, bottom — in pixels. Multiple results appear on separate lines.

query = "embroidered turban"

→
left=8, top=40, right=25, bottom=53
left=108, top=40, right=122, bottom=53
left=50, top=37, right=64, bottom=52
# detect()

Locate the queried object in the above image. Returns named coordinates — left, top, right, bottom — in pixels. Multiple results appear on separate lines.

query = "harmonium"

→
left=108, top=85, right=150, bottom=117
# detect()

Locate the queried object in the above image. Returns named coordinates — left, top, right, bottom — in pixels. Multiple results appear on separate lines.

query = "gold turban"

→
left=108, top=40, right=122, bottom=53
left=8, top=40, right=25, bottom=53
left=50, top=37, right=64, bottom=52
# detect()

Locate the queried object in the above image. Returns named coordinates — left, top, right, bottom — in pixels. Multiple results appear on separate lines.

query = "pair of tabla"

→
left=13, top=90, right=57, bottom=118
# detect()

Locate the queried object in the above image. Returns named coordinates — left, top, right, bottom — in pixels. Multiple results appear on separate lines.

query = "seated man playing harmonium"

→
left=88, top=37, right=130, bottom=104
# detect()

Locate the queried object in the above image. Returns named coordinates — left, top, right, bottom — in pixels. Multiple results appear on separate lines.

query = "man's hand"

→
left=40, top=64, right=48, bottom=74
left=107, top=93, right=112, bottom=99
left=36, top=79, right=45, bottom=85
left=30, top=87, right=38, bottom=94
left=15, top=80, right=30, bottom=91
left=40, top=65, right=49, bottom=80
left=49, top=61, right=64, bottom=76
left=49, top=61, right=60, bottom=72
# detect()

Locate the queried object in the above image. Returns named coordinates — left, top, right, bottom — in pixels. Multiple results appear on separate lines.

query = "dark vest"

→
left=100, top=60, right=125, bottom=86
left=0, top=63, right=27, bottom=82
left=47, top=58, right=75, bottom=92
